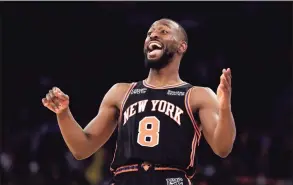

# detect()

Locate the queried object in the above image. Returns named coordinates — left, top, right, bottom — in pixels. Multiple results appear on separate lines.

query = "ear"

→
left=178, top=41, right=188, bottom=54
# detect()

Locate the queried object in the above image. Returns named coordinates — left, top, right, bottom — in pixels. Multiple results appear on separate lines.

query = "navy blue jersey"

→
left=111, top=81, right=201, bottom=176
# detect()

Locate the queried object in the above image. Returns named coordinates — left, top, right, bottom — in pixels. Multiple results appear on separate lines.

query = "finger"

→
left=223, top=72, right=231, bottom=86
left=224, top=68, right=232, bottom=78
left=43, top=97, right=57, bottom=112
left=46, top=92, right=58, bottom=111
left=219, top=84, right=226, bottom=91
left=222, top=68, right=232, bottom=77
left=42, top=98, right=49, bottom=106
left=53, top=87, right=69, bottom=101
left=222, top=69, right=232, bottom=86
left=48, top=90, right=55, bottom=99
left=46, top=93, right=51, bottom=101
left=48, top=90, right=60, bottom=107
left=220, top=75, right=230, bottom=89
left=46, top=105, right=57, bottom=113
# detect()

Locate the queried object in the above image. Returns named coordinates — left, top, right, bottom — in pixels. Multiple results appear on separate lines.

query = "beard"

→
left=143, top=47, right=175, bottom=70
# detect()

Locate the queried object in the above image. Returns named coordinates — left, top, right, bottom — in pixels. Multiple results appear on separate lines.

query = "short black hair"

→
left=159, top=18, right=188, bottom=44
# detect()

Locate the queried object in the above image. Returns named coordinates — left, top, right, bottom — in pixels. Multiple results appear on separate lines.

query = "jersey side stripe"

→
left=185, top=88, right=201, bottom=141
left=184, top=88, right=201, bottom=168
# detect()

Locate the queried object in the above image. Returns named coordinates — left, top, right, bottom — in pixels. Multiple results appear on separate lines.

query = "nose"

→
left=149, top=32, right=159, bottom=40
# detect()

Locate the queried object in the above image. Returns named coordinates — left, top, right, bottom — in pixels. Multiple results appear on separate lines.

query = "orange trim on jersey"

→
left=113, top=164, right=139, bottom=176
left=113, top=164, right=186, bottom=176
left=118, top=82, right=137, bottom=123
left=184, top=87, right=201, bottom=168
left=110, top=83, right=137, bottom=172
left=110, top=143, right=118, bottom=172
left=114, top=168, right=139, bottom=176
left=186, top=172, right=196, bottom=180
left=155, top=167, right=186, bottom=174
left=143, top=80, right=188, bottom=89
left=186, top=176, right=192, bottom=185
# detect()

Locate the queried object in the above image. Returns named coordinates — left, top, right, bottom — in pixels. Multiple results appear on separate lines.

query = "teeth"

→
left=149, top=42, right=162, bottom=50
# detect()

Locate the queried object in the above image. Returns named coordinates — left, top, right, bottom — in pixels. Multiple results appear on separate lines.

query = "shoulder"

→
left=108, top=82, right=134, bottom=97
left=106, top=82, right=136, bottom=108
left=111, top=82, right=134, bottom=92
left=189, top=86, right=219, bottom=110
left=191, top=86, right=215, bottom=97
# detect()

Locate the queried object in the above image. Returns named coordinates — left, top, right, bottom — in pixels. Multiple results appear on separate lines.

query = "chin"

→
left=143, top=48, right=175, bottom=70
left=144, top=56, right=170, bottom=70
left=147, top=56, right=162, bottom=62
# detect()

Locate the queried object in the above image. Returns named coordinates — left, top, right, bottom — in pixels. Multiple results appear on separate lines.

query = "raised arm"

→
left=190, top=68, right=236, bottom=158
left=42, top=83, right=131, bottom=160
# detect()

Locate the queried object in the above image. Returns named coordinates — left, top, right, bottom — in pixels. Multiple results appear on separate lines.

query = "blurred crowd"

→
left=1, top=119, right=292, bottom=185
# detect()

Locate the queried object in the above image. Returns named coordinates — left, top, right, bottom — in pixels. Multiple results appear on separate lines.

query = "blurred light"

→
left=65, top=151, right=81, bottom=171
left=29, top=161, right=39, bottom=174
left=0, top=152, right=13, bottom=172
left=203, top=165, right=215, bottom=177
left=256, top=174, right=266, bottom=185
left=276, top=180, right=285, bottom=185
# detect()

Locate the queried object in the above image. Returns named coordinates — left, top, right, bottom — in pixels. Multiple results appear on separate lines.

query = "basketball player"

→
left=42, top=18, right=236, bottom=185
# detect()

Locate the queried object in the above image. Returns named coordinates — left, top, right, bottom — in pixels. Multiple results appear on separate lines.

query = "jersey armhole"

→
left=118, top=82, right=137, bottom=123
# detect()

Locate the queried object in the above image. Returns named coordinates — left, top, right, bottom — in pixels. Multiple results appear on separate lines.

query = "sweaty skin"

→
left=42, top=18, right=235, bottom=160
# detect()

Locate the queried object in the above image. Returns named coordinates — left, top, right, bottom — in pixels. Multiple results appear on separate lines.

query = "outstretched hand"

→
left=217, top=68, right=232, bottom=109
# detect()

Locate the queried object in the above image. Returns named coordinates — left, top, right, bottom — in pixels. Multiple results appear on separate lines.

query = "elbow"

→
left=73, top=155, right=87, bottom=160
left=214, top=146, right=233, bottom=158
left=72, top=152, right=91, bottom=160
left=216, top=150, right=231, bottom=158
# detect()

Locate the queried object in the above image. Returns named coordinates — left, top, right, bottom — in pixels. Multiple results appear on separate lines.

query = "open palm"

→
left=217, top=68, right=232, bottom=109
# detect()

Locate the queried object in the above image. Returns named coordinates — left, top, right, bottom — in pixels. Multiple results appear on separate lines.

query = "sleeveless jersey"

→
left=110, top=80, right=202, bottom=176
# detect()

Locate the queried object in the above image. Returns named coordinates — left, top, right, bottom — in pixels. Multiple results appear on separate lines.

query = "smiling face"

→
left=143, top=19, right=187, bottom=70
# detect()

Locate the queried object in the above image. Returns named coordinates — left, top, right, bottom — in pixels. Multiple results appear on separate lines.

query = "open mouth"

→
left=147, top=41, right=163, bottom=52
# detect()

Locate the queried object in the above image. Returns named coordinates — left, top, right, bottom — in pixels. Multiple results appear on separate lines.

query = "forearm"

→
left=213, top=107, right=236, bottom=157
left=56, top=108, right=93, bottom=159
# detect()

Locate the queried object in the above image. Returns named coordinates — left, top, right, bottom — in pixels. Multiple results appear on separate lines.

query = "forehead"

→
left=149, top=20, right=179, bottom=31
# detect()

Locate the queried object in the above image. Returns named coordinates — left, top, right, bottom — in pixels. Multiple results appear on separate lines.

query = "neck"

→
left=146, top=59, right=182, bottom=87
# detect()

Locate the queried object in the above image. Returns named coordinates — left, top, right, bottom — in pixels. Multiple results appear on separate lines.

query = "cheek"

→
left=144, top=38, right=149, bottom=47
left=166, top=41, right=178, bottom=51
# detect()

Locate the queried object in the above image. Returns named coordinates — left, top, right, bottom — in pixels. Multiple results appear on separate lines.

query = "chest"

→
left=121, top=88, right=188, bottom=126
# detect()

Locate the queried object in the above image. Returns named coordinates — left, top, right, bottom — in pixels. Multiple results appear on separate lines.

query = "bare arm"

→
left=191, top=69, right=236, bottom=158
left=43, top=83, right=131, bottom=160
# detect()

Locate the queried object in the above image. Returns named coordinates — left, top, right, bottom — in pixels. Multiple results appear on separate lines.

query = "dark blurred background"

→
left=2, top=2, right=292, bottom=185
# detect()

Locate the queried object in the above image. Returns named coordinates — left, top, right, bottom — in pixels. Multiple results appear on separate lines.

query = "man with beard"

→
left=42, top=18, right=236, bottom=185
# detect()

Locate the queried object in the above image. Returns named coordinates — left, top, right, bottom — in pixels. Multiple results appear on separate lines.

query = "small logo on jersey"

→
left=167, top=90, right=185, bottom=96
left=166, top=178, right=183, bottom=185
left=131, top=88, right=147, bottom=95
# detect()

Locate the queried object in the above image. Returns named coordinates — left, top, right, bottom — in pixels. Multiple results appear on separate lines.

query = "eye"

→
left=161, top=30, right=168, bottom=34
left=147, top=32, right=152, bottom=36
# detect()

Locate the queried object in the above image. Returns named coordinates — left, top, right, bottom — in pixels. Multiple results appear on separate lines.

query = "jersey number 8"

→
left=137, top=116, right=160, bottom=147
